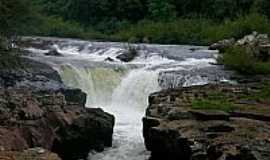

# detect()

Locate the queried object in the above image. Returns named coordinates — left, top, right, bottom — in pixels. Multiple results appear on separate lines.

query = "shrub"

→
left=112, top=13, right=270, bottom=45
left=221, top=45, right=270, bottom=75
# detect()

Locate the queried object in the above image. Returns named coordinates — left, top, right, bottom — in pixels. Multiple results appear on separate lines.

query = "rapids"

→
left=24, top=37, right=231, bottom=160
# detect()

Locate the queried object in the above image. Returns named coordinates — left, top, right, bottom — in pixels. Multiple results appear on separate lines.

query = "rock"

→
left=60, top=88, right=87, bottom=106
left=209, top=32, right=270, bottom=55
left=0, top=58, right=115, bottom=160
left=0, top=87, right=114, bottom=160
left=230, top=111, right=270, bottom=122
left=142, top=37, right=150, bottom=43
left=257, top=44, right=270, bottom=61
left=209, top=38, right=235, bottom=52
left=0, top=149, right=61, bottom=160
left=51, top=108, right=114, bottom=160
left=236, top=31, right=258, bottom=45
left=45, top=48, right=62, bottom=56
left=143, top=84, right=270, bottom=160
left=116, top=47, right=138, bottom=62
left=189, top=110, right=230, bottom=121
left=235, top=31, right=270, bottom=46
left=104, top=57, right=114, bottom=62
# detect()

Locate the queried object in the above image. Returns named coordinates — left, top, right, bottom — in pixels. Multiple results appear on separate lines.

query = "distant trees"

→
left=0, top=0, right=35, bottom=37
left=33, top=0, right=270, bottom=25
left=148, top=0, right=176, bottom=20
left=1, top=0, right=270, bottom=45
left=0, top=0, right=40, bottom=51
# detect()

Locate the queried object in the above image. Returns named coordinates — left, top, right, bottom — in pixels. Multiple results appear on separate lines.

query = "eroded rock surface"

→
left=143, top=84, right=270, bottom=160
left=0, top=58, right=115, bottom=160
left=0, top=148, right=61, bottom=160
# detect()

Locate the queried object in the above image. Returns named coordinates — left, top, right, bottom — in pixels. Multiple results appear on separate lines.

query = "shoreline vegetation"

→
left=1, top=0, right=270, bottom=75
left=24, top=13, right=270, bottom=46
left=1, top=0, right=270, bottom=46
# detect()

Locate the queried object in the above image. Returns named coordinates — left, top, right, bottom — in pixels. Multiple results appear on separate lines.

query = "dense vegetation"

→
left=220, top=45, right=270, bottom=75
left=1, top=0, right=270, bottom=45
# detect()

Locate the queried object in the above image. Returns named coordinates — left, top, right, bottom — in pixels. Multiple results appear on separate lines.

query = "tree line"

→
left=1, top=0, right=270, bottom=46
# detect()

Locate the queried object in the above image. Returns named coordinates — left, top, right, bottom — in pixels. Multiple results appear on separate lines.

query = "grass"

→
left=191, top=82, right=270, bottom=113
left=192, top=99, right=235, bottom=112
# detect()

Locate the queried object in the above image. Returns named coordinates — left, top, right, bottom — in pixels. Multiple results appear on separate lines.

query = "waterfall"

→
left=24, top=37, right=232, bottom=160
left=58, top=65, right=161, bottom=160
left=58, top=64, right=127, bottom=107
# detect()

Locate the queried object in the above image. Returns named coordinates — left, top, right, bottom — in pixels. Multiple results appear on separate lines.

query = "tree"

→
left=0, top=0, right=36, bottom=51
left=148, top=0, right=176, bottom=21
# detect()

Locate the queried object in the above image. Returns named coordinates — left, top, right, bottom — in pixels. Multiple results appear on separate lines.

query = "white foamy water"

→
left=24, top=37, right=231, bottom=160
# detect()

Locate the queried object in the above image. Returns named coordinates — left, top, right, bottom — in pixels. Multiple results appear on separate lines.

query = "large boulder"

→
left=209, top=38, right=235, bottom=52
left=236, top=31, right=270, bottom=46
left=0, top=57, right=115, bottom=160
left=0, top=87, right=114, bottom=160
left=143, top=84, right=270, bottom=160
left=116, top=46, right=138, bottom=62
left=45, top=48, right=62, bottom=57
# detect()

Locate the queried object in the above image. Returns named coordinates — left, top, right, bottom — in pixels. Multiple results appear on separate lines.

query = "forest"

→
left=1, top=0, right=270, bottom=45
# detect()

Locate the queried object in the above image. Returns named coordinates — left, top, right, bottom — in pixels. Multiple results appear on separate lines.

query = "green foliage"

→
left=112, top=13, right=270, bottom=45
left=191, top=99, right=235, bottom=112
left=148, top=0, right=176, bottom=21
left=0, top=51, right=23, bottom=70
left=2, top=0, right=270, bottom=46
left=0, top=0, right=38, bottom=37
left=38, top=16, right=85, bottom=38
left=221, top=45, right=270, bottom=75
left=191, top=90, right=235, bottom=112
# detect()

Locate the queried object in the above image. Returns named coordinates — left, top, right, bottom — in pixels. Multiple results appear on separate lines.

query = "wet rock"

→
left=104, top=57, right=114, bottom=62
left=45, top=48, right=62, bottom=57
left=116, top=47, right=138, bottom=62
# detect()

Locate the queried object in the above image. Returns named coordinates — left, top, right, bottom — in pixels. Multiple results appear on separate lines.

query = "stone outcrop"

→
left=0, top=57, right=115, bottom=160
left=143, top=84, right=270, bottom=160
left=116, top=45, right=138, bottom=62
left=210, top=32, right=270, bottom=60
left=209, top=38, right=236, bottom=52
left=0, top=148, right=61, bottom=160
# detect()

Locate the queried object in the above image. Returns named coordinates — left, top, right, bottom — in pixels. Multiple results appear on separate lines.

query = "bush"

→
left=112, top=13, right=270, bottom=45
left=221, top=45, right=270, bottom=75
left=36, top=16, right=85, bottom=38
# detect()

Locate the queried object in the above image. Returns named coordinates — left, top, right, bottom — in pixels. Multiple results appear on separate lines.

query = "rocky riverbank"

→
left=0, top=57, right=115, bottom=160
left=143, top=80, right=270, bottom=160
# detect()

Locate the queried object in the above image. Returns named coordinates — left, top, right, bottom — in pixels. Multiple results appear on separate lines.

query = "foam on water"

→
left=24, top=37, right=231, bottom=160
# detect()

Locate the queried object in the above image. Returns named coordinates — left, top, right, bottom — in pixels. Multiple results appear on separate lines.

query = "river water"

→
left=24, top=37, right=230, bottom=160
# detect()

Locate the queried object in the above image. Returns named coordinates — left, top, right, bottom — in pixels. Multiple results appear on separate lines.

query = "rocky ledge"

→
left=0, top=58, right=114, bottom=160
left=143, top=84, right=270, bottom=160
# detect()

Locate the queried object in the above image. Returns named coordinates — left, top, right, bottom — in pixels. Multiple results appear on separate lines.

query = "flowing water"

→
left=24, top=37, right=231, bottom=160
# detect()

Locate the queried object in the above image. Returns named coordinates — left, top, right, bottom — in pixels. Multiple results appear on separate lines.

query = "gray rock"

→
left=209, top=38, right=235, bottom=52
left=144, top=84, right=270, bottom=160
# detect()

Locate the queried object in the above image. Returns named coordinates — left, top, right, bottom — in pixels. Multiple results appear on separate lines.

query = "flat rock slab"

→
left=144, top=84, right=270, bottom=160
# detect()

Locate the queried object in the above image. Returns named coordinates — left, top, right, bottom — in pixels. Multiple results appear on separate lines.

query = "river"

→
left=24, top=37, right=230, bottom=160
